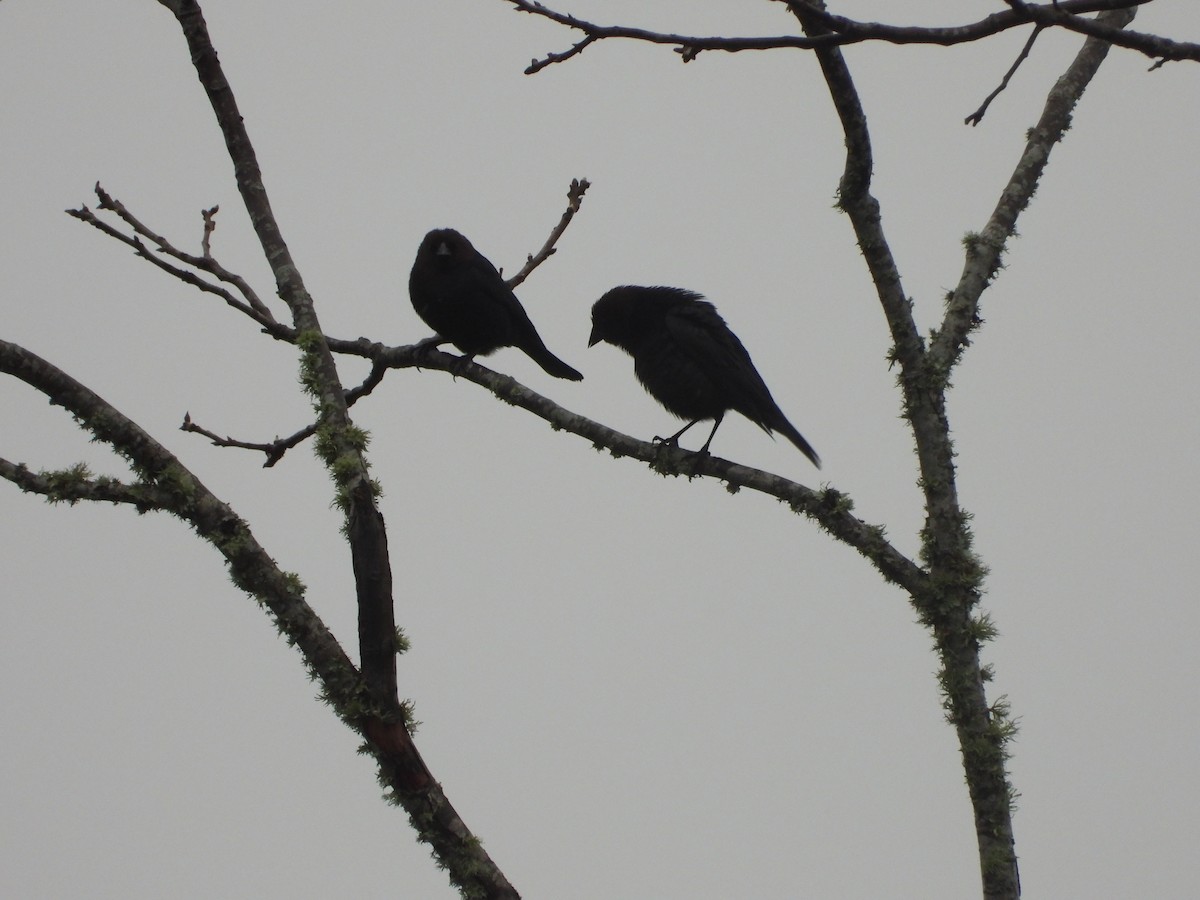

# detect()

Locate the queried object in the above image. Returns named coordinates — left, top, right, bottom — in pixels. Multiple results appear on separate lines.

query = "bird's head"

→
left=416, top=228, right=473, bottom=268
left=590, top=285, right=703, bottom=350
left=589, top=286, right=639, bottom=348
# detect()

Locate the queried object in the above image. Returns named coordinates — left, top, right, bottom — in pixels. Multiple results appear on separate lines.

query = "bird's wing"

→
left=663, top=302, right=779, bottom=426
left=463, top=251, right=536, bottom=326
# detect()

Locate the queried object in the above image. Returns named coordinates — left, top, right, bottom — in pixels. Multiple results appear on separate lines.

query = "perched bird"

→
left=589, top=285, right=820, bottom=468
left=408, top=228, right=583, bottom=381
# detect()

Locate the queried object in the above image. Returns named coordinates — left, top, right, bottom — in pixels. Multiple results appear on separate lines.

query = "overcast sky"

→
left=2, top=2, right=1197, bottom=898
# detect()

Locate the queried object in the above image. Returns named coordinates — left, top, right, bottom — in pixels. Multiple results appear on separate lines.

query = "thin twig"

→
left=526, top=34, right=596, bottom=74
left=504, top=177, right=591, bottom=289
left=68, top=204, right=279, bottom=329
left=181, top=361, right=389, bottom=467
left=93, top=183, right=276, bottom=322
left=965, top=25, right=1044, bottom=126
left=201, top=205, right=219, bottom=258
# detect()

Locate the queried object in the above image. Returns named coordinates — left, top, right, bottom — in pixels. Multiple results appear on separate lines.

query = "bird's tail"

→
left=520, top=338, right=584, bottom=381
left=775, top=418, right=821, bottom=469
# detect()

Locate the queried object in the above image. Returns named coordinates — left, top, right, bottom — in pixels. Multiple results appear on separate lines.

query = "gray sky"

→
left=2, top=2, right=1197, bottom=897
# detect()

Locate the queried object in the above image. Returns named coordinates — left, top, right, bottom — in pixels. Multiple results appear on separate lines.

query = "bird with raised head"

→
left=408, top=228, right=583, bottom=381
left=589, top=285, right=820, bottom=467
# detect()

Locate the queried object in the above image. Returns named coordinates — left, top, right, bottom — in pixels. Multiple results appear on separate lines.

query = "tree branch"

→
left=503, top=177, right=590, bottom=289
left=355, top=349, right=930, bottom=597
left=0, top=335, right=518, bottom=900
left=0, top=338, right=360, bottom=703
left=1019, top=3, right=1195, bottom=65
left=180, top=361, right=389, bottom=467
left=68, top=191, right=280, bottom=331
left=0, top=460, right=175, bottom=511
left=92, top=183, right=276, bottom=321
left=787, top=1, right=1021, bottom=894
left=159, top=0, right=397, bottom=708
left=503, top=1, right=1185, bottom=72
left=934, top=7, right=1140, bottom=373
left=965, top=25, right=1045, bottom=126
left=150, top=3, right=516, bottom=895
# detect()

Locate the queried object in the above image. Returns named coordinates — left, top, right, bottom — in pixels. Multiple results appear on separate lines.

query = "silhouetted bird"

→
left=589, top=285, right=820, bottom=467
left=408, top=228, right=583, bottom=381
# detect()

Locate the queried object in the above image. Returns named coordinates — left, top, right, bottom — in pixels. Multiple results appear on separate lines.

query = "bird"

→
left=407, top=228, right=583, bottom=381
left=589, top=285, right=820, bottom=467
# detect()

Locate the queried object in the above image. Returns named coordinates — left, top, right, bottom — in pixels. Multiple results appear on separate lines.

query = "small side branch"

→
left=965, top=25, right=1044, bottom=126
left=68, top=186, right=280, bottom=332
left=526, top=34, right=597, bottom=74
left=0, top=460, right=175, bottom=512
left=505, top=177, right=590, bottom=289
left=181, top=361, right=388, bottom=467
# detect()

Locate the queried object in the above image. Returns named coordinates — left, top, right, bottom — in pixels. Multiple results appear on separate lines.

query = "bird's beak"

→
left=587, top=324, right=601, bottom=347
left=435, top=241, right=451, bottom=257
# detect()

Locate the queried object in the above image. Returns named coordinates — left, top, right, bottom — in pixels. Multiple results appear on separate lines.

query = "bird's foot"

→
left=412, top=336, right=448, bottom=370
left=414, top=335, right=448, bottom=354
left=449, top=353, right=476, bottom=379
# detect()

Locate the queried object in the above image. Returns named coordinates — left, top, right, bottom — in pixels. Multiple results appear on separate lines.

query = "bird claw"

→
left=414, top=335, right=446, bottom=354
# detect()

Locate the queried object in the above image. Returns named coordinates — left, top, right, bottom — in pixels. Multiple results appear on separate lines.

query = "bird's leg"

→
left=696, top=414, right=724, bottom=456
left=654, top=418, right=702, bottom=448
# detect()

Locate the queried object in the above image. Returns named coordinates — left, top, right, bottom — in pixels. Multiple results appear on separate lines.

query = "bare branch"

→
left=504, top=177, right=591, bottom=289
left=68, top=194, right=280, bottom=331
left=965, top=25, right=1045, bottom=126
left=934, top=7, right=1139, bottom=372
left=525, top=33, right=596, bottom=74
left=504, top=0, right=1185, bottom=72
left=1021, top=3, right=1196, bottom=65
left=783, top=6, right=925, bottom=384
left=201, top=204, right=218, bottom=257
left=94, top=184, right=276, bottom=322
left=181, top=362, right=389, bottom=467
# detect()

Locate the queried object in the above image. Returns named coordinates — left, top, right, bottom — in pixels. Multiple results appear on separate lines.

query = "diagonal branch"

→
left=90, top=183, right=277, bottom=322
left=504, top=177, right=591, bottom=288
left=784, top=5, right=926, bottom=392
left=965, top=24, right=1045, bottom=126
left=788, top=2, right=1016, bottom=896
left=353, top=348, right=930, bottom=597
left=0, top=338, right=360, bottom=703
left=68, top=195, right=280, bottom=331
left=158, top=0, right=397, bottom=708
left=933, top=7, right=1140, bottom=373
left=0, top=335, right=518, bottom=900
left=150, top=3, right=515, bottom=896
